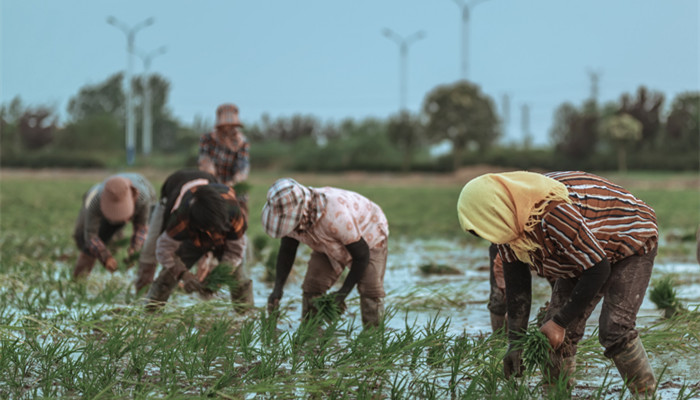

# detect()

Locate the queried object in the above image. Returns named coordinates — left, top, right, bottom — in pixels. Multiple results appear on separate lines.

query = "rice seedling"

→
left=201, top=263, right=238, bottom=292
left=1, top=172, right=699, bottom=399
left=312, top=293, right=345, bottom=323
left=649, top=275, right=683, bottom=318
left=418, top=262, right=462, bottom=275
left=513, top=323, right=553, bottom=374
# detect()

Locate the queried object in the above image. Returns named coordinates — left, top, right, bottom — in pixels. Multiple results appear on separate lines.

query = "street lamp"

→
left=136, top=46, right=167, bottom=156
left=451, top=0, right=490, bottom=81
left=107, top=16, right=155, bottom=165
left=382, top=28, right=426, bottom=112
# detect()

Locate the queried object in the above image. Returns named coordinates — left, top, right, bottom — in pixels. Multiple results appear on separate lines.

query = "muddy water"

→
left=241, top=239, right=700, bottom=399
left=90, top=238, right=698, bottom=398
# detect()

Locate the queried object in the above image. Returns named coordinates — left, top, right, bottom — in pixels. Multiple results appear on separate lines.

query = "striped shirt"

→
left=498, top=171, right=658, bottom=279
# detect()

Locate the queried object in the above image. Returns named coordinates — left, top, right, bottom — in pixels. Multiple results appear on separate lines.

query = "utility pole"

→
left=501, top=93, right=510, bottom=142
left=107, top=16, right=155, bottom=165
left=382, top=28, right=426, bottom=112
left=136, top=46, right=167, bottom=156
left=521, top=103, right=532, bottom=149
left=451, top=0, right=491, bottom=81
left=587, top=69, right=602, bottom=103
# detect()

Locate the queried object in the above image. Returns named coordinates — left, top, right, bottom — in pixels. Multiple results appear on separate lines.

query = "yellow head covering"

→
left=457, top=171, right=571, bottom=265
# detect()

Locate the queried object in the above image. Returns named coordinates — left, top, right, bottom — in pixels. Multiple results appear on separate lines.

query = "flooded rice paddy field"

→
left=2, top=237, right=699, bottom=399
left=174, top=238, right=699, bottom=399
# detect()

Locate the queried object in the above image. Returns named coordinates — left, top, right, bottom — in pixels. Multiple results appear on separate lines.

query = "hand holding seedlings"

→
left=104, top=256, right=118, bottom=273
left=540, top=319, right=565, bottom=349
left=181, top=271, right=204, bottom=294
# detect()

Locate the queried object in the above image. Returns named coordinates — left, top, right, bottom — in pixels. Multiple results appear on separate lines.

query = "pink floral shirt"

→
left=288, top=187, right=389, bottom=274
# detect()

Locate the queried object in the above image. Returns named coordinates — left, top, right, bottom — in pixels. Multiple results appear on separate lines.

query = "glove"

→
left=181, top=271, right=203, bottom=294
left=503, top=346, right=524, bottom=378
left=104, top=257, right=118, bottom=273
left=267, top=290, right=282, bottom=313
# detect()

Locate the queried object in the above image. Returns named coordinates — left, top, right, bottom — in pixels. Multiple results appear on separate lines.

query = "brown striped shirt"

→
left=498, top=171, right=658, bottom=279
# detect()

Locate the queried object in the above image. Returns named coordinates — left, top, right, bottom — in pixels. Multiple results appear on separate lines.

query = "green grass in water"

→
left=649, top=276, right=683, bottom=317
left=202, top=263, right=238, bottom=293
left=313, top=294, right=344, bottom=322
left=418, top=263, right=462, bottom=275
left=515, top=324, right=553, bottom=374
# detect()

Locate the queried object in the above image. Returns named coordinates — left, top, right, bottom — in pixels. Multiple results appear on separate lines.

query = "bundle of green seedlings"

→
left=513, top=323, right=554, bottom=374
left=202, top=263, right=238, bottom=292
left=313, top=293, right=345, bottom=322
left=649, top=275, right=684, bottom=318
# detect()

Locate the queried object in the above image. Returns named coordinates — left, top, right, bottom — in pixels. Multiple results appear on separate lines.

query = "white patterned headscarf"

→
left=261, top=178, right=326, bottom=238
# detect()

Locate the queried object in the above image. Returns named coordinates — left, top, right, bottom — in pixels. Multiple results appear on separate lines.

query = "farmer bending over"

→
left=457, top=171, right=658, bottom=395
left=134, top=169, right=218, bottom=293
left=145, top=182, right=252, bottom=311
left=73, top=173, right=156, bottom=279
left=263, top=178, right=389, bottom=327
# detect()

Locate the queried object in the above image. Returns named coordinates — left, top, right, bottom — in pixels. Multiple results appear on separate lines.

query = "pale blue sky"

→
left=2, top=0, right=698, bottom=145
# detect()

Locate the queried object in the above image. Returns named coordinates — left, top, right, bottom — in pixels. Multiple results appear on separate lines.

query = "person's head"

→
left=215, top=103, right=243, bottom=135
left=189, top=185, right=229, bottom=235
left=100, top=176, right=136, bottom=223
left=261, top=178, right=312, bottom=238
left=457, top=171, right=571, bottom=264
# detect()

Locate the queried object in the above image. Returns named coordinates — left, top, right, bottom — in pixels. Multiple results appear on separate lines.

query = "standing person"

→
left=262, top=178, right=389, bottom=327
left=198, top=103, right=250, bottom=209
left=72, top=173, right=156, bottom=279
left=457, top=171, right=658, bottom=395
left=145, top=181, right=252, bottom=311
left=134, top=169, right=218, bottom=293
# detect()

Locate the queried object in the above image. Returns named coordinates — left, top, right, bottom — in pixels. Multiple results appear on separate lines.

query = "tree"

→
left=601, top=113, right=642, bottom=172
left=18, top=108, right=57, bottom=150
left=67, top=73, right=125, bottom=121
left=549, top=100, right=599, bottom=161
left=664, top=92, right=699, bottom=152
left=259, top=113, right=319, bottom=143
left=619, top=86, right=664, bottom=150
left=387, top=110, right=424, bottom=171
left=422, top=81, right=500, bottom=170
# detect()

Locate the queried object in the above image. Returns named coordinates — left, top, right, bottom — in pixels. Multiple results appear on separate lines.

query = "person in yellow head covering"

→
left=458, top=171, right=659, bottom=395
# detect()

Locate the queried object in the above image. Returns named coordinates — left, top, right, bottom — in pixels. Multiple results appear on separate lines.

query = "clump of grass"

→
left=649, top=276, right=683, bottom=318
left=252, top=233, right=269, bottom=254
left=202, top=263, right=238, bottom=292
left=514, top=324, right=553, bottom=374
left=313, top=294, right=344, bottom=322
left=263, top=248, right=278, bottom=283
left=418, top=263, right=462, bottom=275
left=233, top=181, right=251, bottom=196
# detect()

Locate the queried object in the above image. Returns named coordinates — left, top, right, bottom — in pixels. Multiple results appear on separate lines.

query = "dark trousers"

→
left=544, top=246, right=657, bottom=359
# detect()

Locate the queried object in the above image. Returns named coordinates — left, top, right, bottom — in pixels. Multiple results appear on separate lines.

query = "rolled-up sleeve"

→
left=221, top=236, right=246, bottom=267
left=156, top=232, right=186, bottom=278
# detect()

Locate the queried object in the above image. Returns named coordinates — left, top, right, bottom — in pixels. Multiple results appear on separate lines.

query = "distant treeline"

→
left=1, top=72, right=698, bottom=172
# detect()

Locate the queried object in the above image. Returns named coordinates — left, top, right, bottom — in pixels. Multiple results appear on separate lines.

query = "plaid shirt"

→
left=83, top=173, right=156, bottom=262
left=198, top=131, right=250, bottom=185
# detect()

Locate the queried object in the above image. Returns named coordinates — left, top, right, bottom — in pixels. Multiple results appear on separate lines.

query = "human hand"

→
left=540, top=320, right=566, bottom=349
left=181, top=271, right=204, bottom=294
left=104, top=257, right=118, bottom=273
left=329, top=291, right=348, bottom=314
left=267, top=291, right=282, bottom=313
left=503, top=346, right=524, bottom=378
